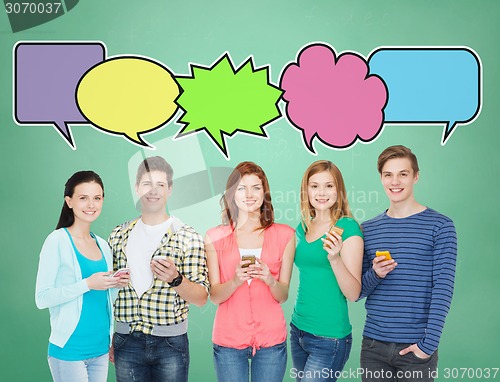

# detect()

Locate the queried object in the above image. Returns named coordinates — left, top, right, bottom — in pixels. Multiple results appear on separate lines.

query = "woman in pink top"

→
left=205, top=161, right=295, bottom=382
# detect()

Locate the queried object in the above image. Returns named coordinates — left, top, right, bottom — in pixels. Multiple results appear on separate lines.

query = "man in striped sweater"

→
left=359, top=145, right=457, bottom=382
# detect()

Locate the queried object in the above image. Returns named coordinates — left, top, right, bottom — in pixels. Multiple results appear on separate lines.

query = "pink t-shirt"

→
left=207, top=223, right=294, bottom=352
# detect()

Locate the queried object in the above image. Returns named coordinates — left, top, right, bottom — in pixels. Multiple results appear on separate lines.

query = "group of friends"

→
left=35, top=145, right=457, bottom=382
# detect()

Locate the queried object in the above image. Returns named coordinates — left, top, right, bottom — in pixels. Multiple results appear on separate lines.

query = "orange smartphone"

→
left=329, top=225, right=344, bottom=237
left=241, top=255, right=256, bottom=268
left=375, top=251, right=392, bottom=261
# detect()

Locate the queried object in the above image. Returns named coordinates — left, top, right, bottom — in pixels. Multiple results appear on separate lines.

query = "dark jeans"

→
left=360, top=337, right=438, bottom=382
left=290, top=323, right=352, bottom=382
left=113, top=331, right=189, bottom=382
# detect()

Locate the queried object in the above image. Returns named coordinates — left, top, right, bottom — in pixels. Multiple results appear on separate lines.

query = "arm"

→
left=205, top=234, right=252, bottom=305
left=35, top=233, right=88, bottom=309
left=251, top=235, right=296, bottom=303
left=357, top=248, right=386, bottom=301
left=323, top=232, right=363, bottom=301
left=358, top=255, right=398, bottom=301
left=151, top=230, right=209, bottom=307
left=416, top=219, right=457, bottom=355
left=108, top=225, right=123, bottom=271
left=35, top=232, right=117, bottom=309
left=399, top=219, right=457, bottom=358
left=173, top=272, right=208, bottom=307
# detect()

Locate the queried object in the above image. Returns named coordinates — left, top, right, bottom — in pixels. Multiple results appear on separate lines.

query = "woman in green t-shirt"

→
left=290, top=160, right=364, bottom=381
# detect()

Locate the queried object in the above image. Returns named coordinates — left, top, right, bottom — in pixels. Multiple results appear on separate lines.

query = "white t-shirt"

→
left=239, top=247, right=262, bottom=285
left=126, top=217, right=173, bottom=297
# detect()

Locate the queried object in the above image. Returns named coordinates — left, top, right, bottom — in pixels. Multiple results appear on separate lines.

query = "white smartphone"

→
left=110, top=268, right=130, bottom=277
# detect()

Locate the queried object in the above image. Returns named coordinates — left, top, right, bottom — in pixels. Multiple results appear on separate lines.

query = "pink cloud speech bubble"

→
left=280, top=43, right=387, bottom=152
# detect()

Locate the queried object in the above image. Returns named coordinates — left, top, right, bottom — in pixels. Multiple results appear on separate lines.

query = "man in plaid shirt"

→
left=109, top=156, right=209, bottom=382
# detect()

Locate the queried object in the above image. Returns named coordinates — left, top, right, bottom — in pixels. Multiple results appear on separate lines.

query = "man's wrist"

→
left=372, top=267, right=383, bottom=279
left=168, top=271, right=183, bottom=287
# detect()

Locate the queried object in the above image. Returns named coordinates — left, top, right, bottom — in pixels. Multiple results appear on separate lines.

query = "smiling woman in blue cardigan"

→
left=36, top=171, right=129, bottom=382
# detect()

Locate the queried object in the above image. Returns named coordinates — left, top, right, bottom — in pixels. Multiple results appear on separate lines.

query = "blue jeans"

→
left=48, top=353, right=108, bottom=382
left=213, top=340, right=287, bottom=382
left=113, top=332, right=189, bottom=382
left=290, top=323, right=352, bottom=382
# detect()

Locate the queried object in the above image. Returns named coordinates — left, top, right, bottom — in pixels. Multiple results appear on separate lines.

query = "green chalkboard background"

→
left=1, top=1, right=498, bottom=381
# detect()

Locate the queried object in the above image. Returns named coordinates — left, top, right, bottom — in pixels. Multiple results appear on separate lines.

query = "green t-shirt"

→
left=291, top=216, right=363, bottom=338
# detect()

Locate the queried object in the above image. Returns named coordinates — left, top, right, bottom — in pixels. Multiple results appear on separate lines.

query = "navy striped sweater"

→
left=359, top=208, right=457, bottom=355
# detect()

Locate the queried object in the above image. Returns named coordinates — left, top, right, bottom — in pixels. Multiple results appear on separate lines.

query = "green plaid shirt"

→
left=108, top=217, right=208, bottom=334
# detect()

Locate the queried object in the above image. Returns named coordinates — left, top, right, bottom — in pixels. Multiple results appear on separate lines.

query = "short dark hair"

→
left=377, top=145, right=419, bottom=174
left=136, top=156, right=174, bottom=186
left=56, top=171, right=104, bottom=229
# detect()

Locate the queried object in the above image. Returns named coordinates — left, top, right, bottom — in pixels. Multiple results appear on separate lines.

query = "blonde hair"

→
left=300, top=160, right=352, bottom=233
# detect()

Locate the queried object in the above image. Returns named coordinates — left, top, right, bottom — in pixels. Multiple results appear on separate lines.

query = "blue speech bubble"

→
left=368, top=47, right=481, bottom=144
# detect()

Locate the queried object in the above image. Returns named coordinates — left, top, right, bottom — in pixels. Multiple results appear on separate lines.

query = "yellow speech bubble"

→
left=76, top=56, right=179, bottom=146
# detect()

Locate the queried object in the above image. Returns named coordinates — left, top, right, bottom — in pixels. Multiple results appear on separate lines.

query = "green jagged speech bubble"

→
left=175, top=53, right=283, bottom=158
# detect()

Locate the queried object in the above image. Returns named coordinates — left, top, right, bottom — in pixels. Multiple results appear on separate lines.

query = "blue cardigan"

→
left=35, top=229, right=116, bottom=348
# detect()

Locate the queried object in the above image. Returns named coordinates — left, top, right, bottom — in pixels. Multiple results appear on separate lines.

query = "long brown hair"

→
left=56, top=171, right=104, bottom=229
left=221, top=162, right=274, bottom=230
left=300, top=160, right=351, bottom=232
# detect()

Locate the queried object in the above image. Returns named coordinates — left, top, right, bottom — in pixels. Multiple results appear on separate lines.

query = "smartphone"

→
left=328, top=225, right=344, bottom=237
left=241, top=255, right=256, bottom=268
left=375, top=251, right=392, bottom=261
left=111, top=268, right=130, bottom=277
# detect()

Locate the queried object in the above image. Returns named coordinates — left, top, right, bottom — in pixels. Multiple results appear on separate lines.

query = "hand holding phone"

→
left=329, top=225, right=344, bottom=237
left=110, top=268, right=130, bottom=277
left=373, top=251, right=396, bottom=279
left=375, top=251, right=392, bottom=261
left=241, top=255, right=256, bottom=268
